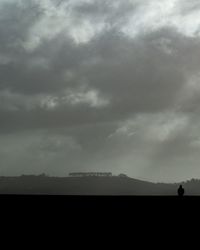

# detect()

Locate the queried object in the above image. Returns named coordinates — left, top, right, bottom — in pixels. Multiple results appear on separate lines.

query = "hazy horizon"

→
left=0, top=172, right=196, bottom=184
left=1, top=0, right=200, bottom=183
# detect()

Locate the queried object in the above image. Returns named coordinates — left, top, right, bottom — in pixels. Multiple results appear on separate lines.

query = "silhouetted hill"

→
left=0, top=175, right=199, bottom=195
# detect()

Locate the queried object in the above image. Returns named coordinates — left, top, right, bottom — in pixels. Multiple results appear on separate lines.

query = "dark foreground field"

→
left=0, top=195, right=199, bottom=222
left=0, top=176, right=199, bottom=220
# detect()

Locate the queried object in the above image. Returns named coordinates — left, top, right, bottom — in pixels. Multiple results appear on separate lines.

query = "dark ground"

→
left=0, top=195, right=199, bottom=221
left=0, top=176, right=199, bottom=222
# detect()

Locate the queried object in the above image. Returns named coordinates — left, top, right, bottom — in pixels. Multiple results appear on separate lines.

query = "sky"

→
left=1, top=0, right=200, bottom=182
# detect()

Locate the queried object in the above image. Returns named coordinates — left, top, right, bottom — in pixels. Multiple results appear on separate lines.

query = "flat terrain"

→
left=0, top=175, right=195, bottom=195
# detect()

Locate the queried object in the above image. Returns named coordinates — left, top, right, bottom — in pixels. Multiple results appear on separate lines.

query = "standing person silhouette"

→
left=177, top=185, right=185, bottom=196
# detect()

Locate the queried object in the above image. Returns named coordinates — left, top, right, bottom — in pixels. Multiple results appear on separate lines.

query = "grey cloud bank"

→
left=1, top=0, right=200, bottom=182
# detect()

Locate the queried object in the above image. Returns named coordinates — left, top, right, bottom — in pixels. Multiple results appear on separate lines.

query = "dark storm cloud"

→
left=1, top=0, right=200, bottom=181
left=1, top=27, right=199, bottom=132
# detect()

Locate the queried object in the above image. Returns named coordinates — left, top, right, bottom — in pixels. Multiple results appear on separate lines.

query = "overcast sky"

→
left=1, top=0, right=200, bottom=182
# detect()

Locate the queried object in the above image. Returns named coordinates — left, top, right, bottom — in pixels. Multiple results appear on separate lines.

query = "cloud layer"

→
left=1, top=0, right=200, bottom=182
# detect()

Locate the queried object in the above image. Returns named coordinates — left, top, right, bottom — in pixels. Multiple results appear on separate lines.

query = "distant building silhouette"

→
left=177, top=185, right=185, bottom=196
left=69, top=172, right=112, bottom=177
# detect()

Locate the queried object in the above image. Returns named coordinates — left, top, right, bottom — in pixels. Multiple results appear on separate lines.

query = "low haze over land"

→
left=0, top=174, right=199, bottom=195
